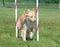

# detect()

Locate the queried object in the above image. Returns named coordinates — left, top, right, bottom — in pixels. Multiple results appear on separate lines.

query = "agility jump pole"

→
left=15, top=0, right=39, bottom=40
left=15, top=0, right=18, bottom=38
left=36, top=0, right=39, bottom=41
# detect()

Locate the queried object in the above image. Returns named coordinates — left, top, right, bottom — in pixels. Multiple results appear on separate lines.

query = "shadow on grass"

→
left=26, top=37, right=33, bottom=41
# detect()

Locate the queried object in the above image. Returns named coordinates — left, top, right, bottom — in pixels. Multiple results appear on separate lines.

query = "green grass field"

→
left=0, top=8, right=60, bottom=47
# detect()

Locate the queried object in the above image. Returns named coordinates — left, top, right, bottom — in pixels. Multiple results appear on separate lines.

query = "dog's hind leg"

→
left=22, top=24, right=27, bottom=41
left=17, top=23, right=21, bottom=38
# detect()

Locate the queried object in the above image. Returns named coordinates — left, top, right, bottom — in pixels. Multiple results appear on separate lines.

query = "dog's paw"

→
left=30, top=32, right=34, bottom=39
left=23, top=39, right=27, bottom=41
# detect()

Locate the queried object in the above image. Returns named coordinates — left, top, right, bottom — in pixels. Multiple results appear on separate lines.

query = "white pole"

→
left=15, top=0, right=18, bottom=38
left=36, top=0, right=39, bottom=41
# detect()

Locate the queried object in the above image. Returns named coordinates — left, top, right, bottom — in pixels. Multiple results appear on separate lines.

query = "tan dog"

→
left=16, top=9, right=36, bottom=41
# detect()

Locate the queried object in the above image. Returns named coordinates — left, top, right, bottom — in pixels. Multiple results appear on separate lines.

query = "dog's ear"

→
left=24, top=9, right=30, bottom=14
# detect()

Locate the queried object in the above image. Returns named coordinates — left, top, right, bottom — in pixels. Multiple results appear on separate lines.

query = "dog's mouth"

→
left=33, top=20, right=36, bottom=23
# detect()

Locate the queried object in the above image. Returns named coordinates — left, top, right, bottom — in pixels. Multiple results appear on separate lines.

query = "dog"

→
left=16, top=9, right=36, bottom=41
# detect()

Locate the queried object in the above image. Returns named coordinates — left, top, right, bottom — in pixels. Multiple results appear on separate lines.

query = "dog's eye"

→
left=31, top=16, right=33, bottom=18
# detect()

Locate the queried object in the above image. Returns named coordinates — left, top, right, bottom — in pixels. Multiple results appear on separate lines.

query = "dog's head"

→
left=24, top=9, right=36, bottom=22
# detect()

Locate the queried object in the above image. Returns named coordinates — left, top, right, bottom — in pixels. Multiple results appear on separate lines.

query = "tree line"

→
left=0, top=0, right=59, bottom=7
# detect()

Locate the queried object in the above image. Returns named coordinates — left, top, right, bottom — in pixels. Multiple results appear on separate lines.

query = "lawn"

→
left=0, top=7, right=60, bottom=47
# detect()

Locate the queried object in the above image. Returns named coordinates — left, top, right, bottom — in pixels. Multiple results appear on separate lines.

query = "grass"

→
left=0, top=7, right=60, bottom=47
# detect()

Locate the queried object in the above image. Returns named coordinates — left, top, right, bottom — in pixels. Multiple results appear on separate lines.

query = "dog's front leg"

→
left=30, top=28, right=35, bottom=39
left=22, top=24, right=27, bottom=41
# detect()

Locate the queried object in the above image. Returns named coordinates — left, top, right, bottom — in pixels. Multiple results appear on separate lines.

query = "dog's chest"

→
left=24, top=19, right=34, bottom=29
